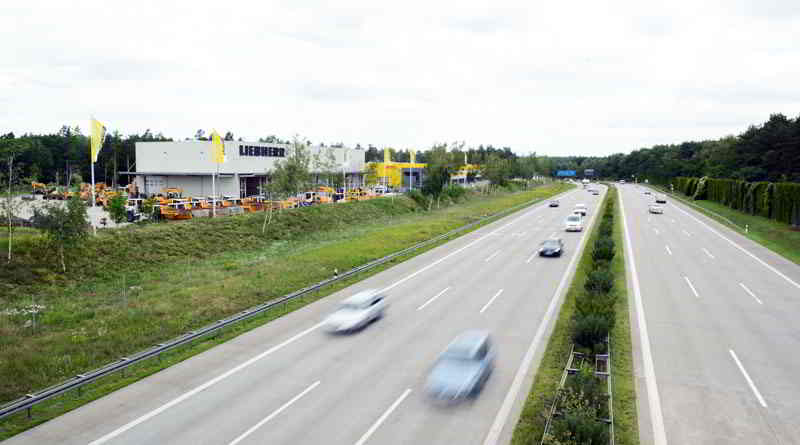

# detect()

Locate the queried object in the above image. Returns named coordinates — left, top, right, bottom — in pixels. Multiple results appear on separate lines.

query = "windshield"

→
left=542, top=240, right=560, bottom=247
left=339, top=302, right=366, bottom=311
left=567, top=216, right=580, bottom=222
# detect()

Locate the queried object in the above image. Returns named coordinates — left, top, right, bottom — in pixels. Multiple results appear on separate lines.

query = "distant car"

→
left=620, top=180, right=626, bottom=184
left=649, top=204, right=664, bottom=214
left=549, top=200, right=560, bottom=207
left=591, top=189, right=600, bottom=195
left=539, top=238, right=564, bottom=257
left=643, top=190, right=651, bottom=195
left=21, top=194, right=36, bottom=201
left=323, top=289, right=386, bottom=333
left=426, top=330, right=494, bottom=401
left=655, top=194, right=667, bottom=204
left=574, top=203, right=587, bottom=216
left=565, top=214, right=584, bottom=232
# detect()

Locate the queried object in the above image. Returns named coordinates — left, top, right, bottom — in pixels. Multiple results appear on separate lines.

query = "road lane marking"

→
left=729, top=349, right=768, bottom=408
left=479, top=289, right=504, bottom=313
left=702, top=248, right=715, bottom=259
left=550, top=232, right=557, bottom=238
left=484, top=188, right=603, bottom=445
left=228, top=381, right=321, bottom=445
left=665, top=245, right=672, bottom=256
left=683, top=276, right=699, bottom=297
left=739, top=283, right=763, bottom=305
left=354, top=389, right=412, bottom=445
left=525, top=252, right=538, bottom=264
left=88, top=322, right=325, bottom=445
left=653, top=228, right=660, bottom=235
left=682, top=229, right=691, bottom=237
left=416, top=287, right=451, bottom=311
left=669, top=201, right=800, bottom=291
left=617, top=191, right=669, bottom=445
left=485, top=251, right=500, bottom=262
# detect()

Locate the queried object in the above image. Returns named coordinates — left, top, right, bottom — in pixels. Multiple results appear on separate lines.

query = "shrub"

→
left=441, top=184, right=466, bottom=201
left=565, top=365, right=609, bottom=419
left=405, top=189, right=429, bottom=209
left=573, top=312, right=613, bottom=350
left=546, top=386, right=609, bottom=445
left=591, top=237, right=615, bottom=263
left=584, top=268, right=614, bottom=294
left=598, top=221, right=612, bottom=237
left=107, top=194, right=128, bottom=224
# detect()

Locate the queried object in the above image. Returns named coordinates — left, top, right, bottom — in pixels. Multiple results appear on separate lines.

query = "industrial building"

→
left=122, top=141, right=365, bottom=198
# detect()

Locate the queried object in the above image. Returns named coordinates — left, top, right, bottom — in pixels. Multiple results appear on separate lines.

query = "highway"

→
left=7, top=184, right=606, bottom=445
left=620, top=184, right=800, bottom=444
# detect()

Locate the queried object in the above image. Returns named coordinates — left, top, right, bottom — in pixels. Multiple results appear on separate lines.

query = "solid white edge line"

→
left=702, top=248, right=715, bottom=259
left=682, top=229, right=691, bottom=237
left=739, top=283, right=763, bottom=305
left=485, top=251, right=500, bottom=262
left=416, top=287, right=451, bottom=311
left=669, top=198, right=800, bottom=291
left=227, top=381, right=321, bottom=445
left=729, top=349, right=768, bottom=408
left=619, top=188, right=669, bottom=445
left=353, top=389, right=412, bottom=445
left=88, top=322, right=325, bottom=445
left=479, top=289, right=504, bottom=314
left=482, top=188, right=605, bottom=445
left=683, top=276, right=699, bottom=298
left=525, top=253, right=537, bottom=264
left=654, top=228, right=660, bottom=235
left=665, top=245, right=672, bottom=256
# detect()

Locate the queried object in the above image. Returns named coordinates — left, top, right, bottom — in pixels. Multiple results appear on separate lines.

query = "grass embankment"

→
left=652, top=185, right=800, bottom=266
left=511, top=185, right=638, bottom=445
left=0, top=183, right=571, bottom=438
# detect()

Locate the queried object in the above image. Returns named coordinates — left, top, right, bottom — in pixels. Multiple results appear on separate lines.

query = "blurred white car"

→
left=574, top=203, right=587, bottom=216
left=648, top=204, right=664, bottom=214
left=565, top=214, right=584, bottom=231
left=324, top=290, right=386, bottom=333
left=426, top=330, right=494, bottom=401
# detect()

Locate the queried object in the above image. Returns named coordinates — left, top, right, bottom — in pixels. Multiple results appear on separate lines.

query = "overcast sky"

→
left=2, top=0, right=799, bottom=156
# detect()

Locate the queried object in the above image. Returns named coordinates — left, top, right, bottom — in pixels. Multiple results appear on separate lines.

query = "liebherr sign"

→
left=238, top=145, right=286, bottom=158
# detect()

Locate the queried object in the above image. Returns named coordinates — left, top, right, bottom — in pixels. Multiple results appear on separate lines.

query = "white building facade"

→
left=124, top=141, right=365, bottom=198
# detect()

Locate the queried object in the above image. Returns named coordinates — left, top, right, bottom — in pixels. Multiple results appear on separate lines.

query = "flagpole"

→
left=212, top=164, right=217, bottom=218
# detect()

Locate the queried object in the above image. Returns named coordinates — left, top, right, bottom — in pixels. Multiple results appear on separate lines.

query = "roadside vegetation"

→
left=512, top=185, right=638, bottom=445
left=0, top=181, right=571, bottom=439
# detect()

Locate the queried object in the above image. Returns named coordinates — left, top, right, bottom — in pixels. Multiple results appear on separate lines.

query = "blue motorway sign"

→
left=556, top=170, right=576, bottom=177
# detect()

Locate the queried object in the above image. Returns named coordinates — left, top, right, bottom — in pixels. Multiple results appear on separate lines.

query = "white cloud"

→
left=1, top=0, right=799, bottom=155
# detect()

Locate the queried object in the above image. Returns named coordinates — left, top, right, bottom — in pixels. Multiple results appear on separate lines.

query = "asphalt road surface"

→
left=7, top=184, right=606, bottom=445
left=620, top=184, right=800, bottom=444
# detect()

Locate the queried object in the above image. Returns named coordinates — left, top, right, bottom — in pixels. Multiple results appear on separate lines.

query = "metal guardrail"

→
left=0, top=187, right=570, bottom=421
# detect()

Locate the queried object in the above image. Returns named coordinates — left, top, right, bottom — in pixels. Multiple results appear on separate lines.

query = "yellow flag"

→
left=90, top=118, right=106, bottom=163
left=410, top=149, right=416, bottom=164
left=211, top=130, right=226, bottom=163
left=384, top=147, right=390, bottom=163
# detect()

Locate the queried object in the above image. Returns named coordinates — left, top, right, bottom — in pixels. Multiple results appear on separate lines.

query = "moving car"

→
left=426, top=330, right=494, bottom=401
left=648, top=204, right=664, bottom=214
left=323, top=289, right=385, bottom=333
left=591, top=189, right=600, bottom=195
left=643, top=190, right=651, bottom=195
left=539, top=238, right=564, bottom=257
left=655, top=194, right=667, bottom=203
left=565, top=214, right=584, bottom=232
left=574, top=203, right=587, bottom=216
left=549, top=199, right=560, bottom=207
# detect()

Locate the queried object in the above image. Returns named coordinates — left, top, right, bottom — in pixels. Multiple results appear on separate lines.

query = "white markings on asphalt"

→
left=729, top=349, right=768, bottom=408
left=739, top=283, right=763, bottom=305
left=353, top=389, right=412, bottom=445
left=665, top=245, right=672, bottom=256
left=228, top=381, right=321, bottom=445
left=617, top=191, right=669, bottom=445
left=479, top=289, right=504, bottom=314
left=671, top=218, right=676, bottom=223
left=702, top=248, right=715, bottom=259
left=669, top=201, right=800, bottom=291
left=550, top=232, right=557, bottom=238
left=653, top=228, right=660, bottom=235
left=88, top=322, right=326, bottom=445
left=682, top=229, right=691, bottom=237
left=525, top=252, right=538, bottom=264
left=684, top=276, right=699, bottom=298
left=484, top=190, right=603, bottom=445
left=485, top=251, right=500, bottom=262
left=416, top=287, right=451, bottom=311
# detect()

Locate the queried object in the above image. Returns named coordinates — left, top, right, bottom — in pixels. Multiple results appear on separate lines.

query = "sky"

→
left=1, top=0, right=799, bottom=156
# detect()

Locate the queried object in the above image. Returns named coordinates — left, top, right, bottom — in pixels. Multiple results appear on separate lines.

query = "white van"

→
left=565, top=214, right=583, bottom=232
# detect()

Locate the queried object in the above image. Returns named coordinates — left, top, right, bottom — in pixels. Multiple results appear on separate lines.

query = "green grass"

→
left=651, top=185, right=800, bottom=266
left=0, top=183, right=572, bottom=439
left=511, top=186, right=639, bottom=445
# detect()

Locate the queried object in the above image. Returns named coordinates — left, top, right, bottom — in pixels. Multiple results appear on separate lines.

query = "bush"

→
left=107, top=195, right=128, bottom=224
left=573, top=312, right=613, bottom=350
left=405, top=189, right=429, bottom=209
left=591, top=237, right=615, bottom=263
left=546, top=386, right=609, bottom=445
left=565, top=365, right=609, bottom=419
left=584, top=268, right=614, bottom=294
left=598, top=221, right=613, bottom=237
left=441, top=184, right=466, bottom=201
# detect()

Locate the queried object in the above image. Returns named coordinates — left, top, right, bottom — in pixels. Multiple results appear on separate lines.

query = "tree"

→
left=32, top=196, right=89, bottom=273
left=269, top=136, right=312, bottom=199
left=107, top=194, right=128, bottom=224
left=422, top=144, right=451, bottom=197
left=313, top=147, right=341, bottom=188
left=224, top=131, right=234, bottom=141
left=194, top=129, right=207, bottom=140
left=483, top=154, right=512, bottom=186
left=1, top=135, right=29, bottom=262
left=364, top=163, right=379, bottom=187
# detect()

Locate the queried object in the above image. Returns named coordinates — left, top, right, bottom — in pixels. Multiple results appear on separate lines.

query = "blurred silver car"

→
left=426, top=330, right=494, bottom=401
left=324, top=290, right=386, bottom=333
left=648, top=204, right=664, bottom=214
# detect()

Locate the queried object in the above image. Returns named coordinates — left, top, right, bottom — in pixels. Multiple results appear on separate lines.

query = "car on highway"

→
left=648, top=204, right=664, bottom=214
left=539, top=238, right=564, bottom=257
left=643, top=190, right=651, bottom=195
left=425, top=330, right=494, bottom=401
left=574, top=203, right=587, bottom=216
left=549, top=199, right=560, bottom=207
left=565, top=214, right=583, bottom=232
left=591, top=189, right=600, bottom=195
left=655, top=194, right=667, bottom=203
left=323, top=289, right=385, bottom=333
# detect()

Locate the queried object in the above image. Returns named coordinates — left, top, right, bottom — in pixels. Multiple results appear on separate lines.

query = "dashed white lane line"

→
left=479, top=289, right=504, bottom=314
left=353, top=389, right=412, bottom=445
left=702, top=248, right=715, bottom=259
left=416, top=287, right=451, bottom=311
left=739, top=283, right=763, bottom=305
left=653, top=228, right=660, bottom=235
left=682, top=229, right=691, bottom=237
left=228, top=381, right=321, bottom=445
left=665, top=245, right=673, bottom=256
left=485, top=251, right=500, bottom=262
left=684, top=276, right=699, bottom=298
left=729, top=349, right=768, bottom=408
left=550, top=232, right=557, bottom=238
